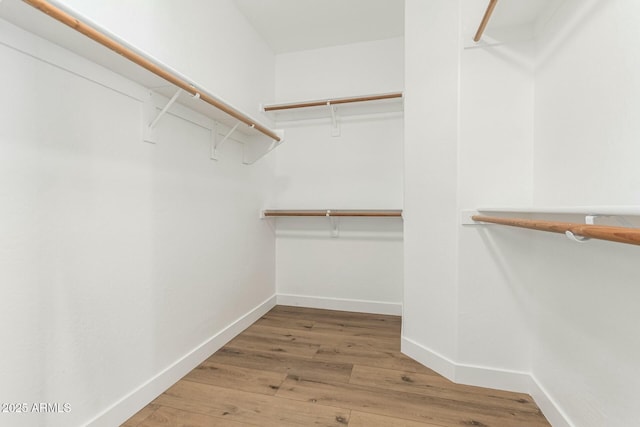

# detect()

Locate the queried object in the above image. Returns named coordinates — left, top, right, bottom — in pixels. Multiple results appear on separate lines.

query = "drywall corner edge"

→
left=86, top=294, right=278, bottom=427
left=401, top=336, right=572, bottom=427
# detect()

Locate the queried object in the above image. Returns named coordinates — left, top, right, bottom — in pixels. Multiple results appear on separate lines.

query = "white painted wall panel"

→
left=57, top=0, right=275, bottom=121
left=275, top=37, right=404, bottom=102
left=275, top=221, right=403, bottom=308
left=273, top=119, right=403, bottom=209
left=0, top=1, right=276, bottom=425
left=402, top=0, right=460, bottom=369
left=457, top=39, right=535, bottom=373
left=530, top=1, right=640, bottom=425
left=272, top=38, right=404, bottom=310
left=534, top=0, right=640, bottom=206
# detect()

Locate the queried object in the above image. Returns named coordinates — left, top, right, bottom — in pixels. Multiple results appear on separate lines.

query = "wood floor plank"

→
left=138, top=406, right=253, bottom=427
left=313, top=342, right=435, bottom=373
left=121, top=403, right=161, bottom=427
left=226, top=325, right=322, bottom=358
left=348, top=410, right=442, bottom=427
left=263, top=306, right=400, bottom=339
left=244, top=323, right=343, bottom=347
left=331, top=334, right=400, bottom=352
left=154, top=379, right=350, bottom=427
left=310, top=320, right=400, bottom=340
left=208, top=347, right=353, bottom=383
left=183, top=361, right=286, bottom=395
left=124, top=306, right=550, bottom=427
left=276, top=376, right=549, bottom=427
left=249, top=320, right=400, bottom=352
left=349, top=365, right=544, bottom=415
left=271, top=305, right=401, bottom=326
left=253, top=312, right=316, bottom=331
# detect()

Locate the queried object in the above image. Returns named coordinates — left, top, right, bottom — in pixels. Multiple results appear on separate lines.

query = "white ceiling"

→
left=234, top=0, right=557, bottom=54
left=233, top=0, right=405, bottom=54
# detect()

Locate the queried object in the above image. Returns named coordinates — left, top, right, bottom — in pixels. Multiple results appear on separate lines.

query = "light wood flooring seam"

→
left=123, top=305, right=550, bottom=427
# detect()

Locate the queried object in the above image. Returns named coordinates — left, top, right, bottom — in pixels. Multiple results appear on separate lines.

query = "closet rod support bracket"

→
left=149, top=89, right=182, bottom=129
left=461, top=209, right=481, bottom=225
left=565, top=215, right=596, bottom=241
left=567, top=214, right=635, bottom=243
left=565, top=231, right=590, bottom=243
left=143, top=89, right=182, bottom=143
left=326, top=210, right=339, bottom=237
left=259, top=209, right=276, bottom=233
left=327, top=102, right=340, bottom=137
left=212, top=122, right=241, bottom=161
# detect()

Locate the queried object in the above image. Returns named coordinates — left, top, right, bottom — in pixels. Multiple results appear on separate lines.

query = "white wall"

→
left=403, top=0, right=640, bottom=425
left=58, top=0, right=275, bottom=117
left=402, top=0, right=461, bottom=376
left=0, top=1, right=276, bottom=426
left=529, top=1, right=640, bottom=425
left=534, top=0, right=640, bottom=206
left=403, top=0, right=536, bottom=387
left=275, top=37, right=405, bottom=102
left=457, top=36, right=535, bottom=379
left=272, top=38, right=404, bottom=314
left=6, top=1, right=637, bottom=426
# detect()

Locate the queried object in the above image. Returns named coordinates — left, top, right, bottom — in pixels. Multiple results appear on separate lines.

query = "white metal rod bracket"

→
left=565, top=231, right=590, bottom=243
left=142, top=93, right=157, bottom=144
left=209, top=122, right=218, bottom=160
left=327, top=102, right=340, bottom=137
left=143, top=89, right=182, bottom=144
left=564, top=214, right=595, bottom=242
left=567, top=214, right=635, bottom=243
left=326, top=210, right=339, bottom=237
left=259, top=209, right=276, bottom=233
left=149, top=89, right=182, bottom=129
left=461, top=209, right=481, bottom=225
left=212, top=122, right=240, bottom=161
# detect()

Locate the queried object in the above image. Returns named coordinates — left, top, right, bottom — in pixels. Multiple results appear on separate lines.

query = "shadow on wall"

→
left=267, top=216, right=403, bottom=241
left=535, top=0, right=606, bottom=71
left=463, top=0, right=605, bottom=74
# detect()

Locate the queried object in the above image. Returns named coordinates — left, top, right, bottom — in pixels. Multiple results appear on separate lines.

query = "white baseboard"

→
left=401, top=336, right=572, bottom=427
left=455, top=363, right=532, bottom=394
left=87, top=295, right=277, bottom=427
left=401, top=336, right=457, bottom=381
left=529, top=375, right=574, bottom=427
left=276, top=293, right=402, bottom=316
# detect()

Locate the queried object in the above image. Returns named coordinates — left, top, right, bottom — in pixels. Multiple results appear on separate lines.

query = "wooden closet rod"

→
left=472, top=215, right=640, bottom=246
left=263, top=209, right=402, bottom=218
left=263, top=92, right=403, bottom=112
left=23, top=0, right=281, bottom=142
left=473, top=0, right=499, bottom=42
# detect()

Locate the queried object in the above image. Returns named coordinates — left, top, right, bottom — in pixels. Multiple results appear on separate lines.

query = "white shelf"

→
left=261, top=208, right=403, bottom=238
left=461, top=206, right=640, bottom=225
left=475, top=206, right=640, bottom=216
left=263, top=92, right=404, bottom=123
left=0, top=0, right=282, bottom=154
left=261, top=209, right=403, bottom=218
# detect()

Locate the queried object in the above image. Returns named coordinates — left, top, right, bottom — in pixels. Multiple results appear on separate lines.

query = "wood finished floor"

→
left=122, top=305, right=550, bottom=427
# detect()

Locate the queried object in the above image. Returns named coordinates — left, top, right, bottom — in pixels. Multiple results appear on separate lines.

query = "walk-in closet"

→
left=1, top=1, right=638, bottom=426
